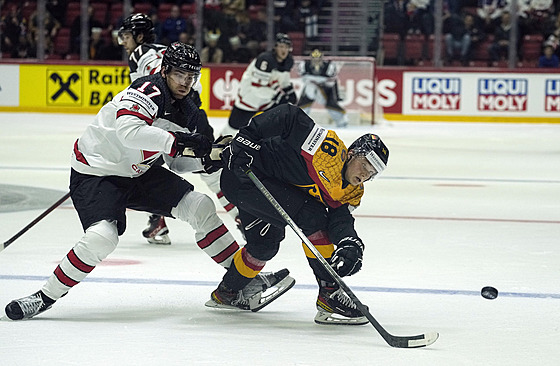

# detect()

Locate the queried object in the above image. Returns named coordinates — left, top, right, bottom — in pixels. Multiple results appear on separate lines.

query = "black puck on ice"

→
left=481, top=286, right=498, bottom=300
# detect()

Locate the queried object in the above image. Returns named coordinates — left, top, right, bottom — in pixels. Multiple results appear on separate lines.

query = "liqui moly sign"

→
left=477, top=78, right=528, bottom=111
left=545, top=80, right=560, bottom=112
left=411, top=77, right=461, bottom=110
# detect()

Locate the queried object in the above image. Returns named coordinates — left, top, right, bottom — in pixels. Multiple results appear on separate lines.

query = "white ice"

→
left=0, top=113, right=559, bottom=365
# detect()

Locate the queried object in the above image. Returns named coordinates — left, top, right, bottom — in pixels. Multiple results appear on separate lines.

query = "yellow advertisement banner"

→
left=16, top=64, right=210, bottom=113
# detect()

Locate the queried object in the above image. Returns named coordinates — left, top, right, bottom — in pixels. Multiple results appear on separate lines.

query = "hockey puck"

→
left=481, top=286, right=498, bottom=300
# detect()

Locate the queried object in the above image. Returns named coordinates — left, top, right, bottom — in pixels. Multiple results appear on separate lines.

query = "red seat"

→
left=91, top=3, right=107, bottom=26
left=181, top=4, right=195, bottom=18
left=287, top=32, right=305, bottom=55
left=158, top=3, right=174, bottom=21
left=404, top=34, right=424, bottom=63
left=134, top=3, right=153, bottom=16
left=381, top=33, right=400, bottom=62
left=66, top=2, right=80, bottom=27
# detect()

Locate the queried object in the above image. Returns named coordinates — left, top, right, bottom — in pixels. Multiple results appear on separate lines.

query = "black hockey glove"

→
left=330, top=237, right=364, bottom=277
left=283, top=84, right=297, bottom=104
left=202, top=155, right=223, bottom=174
left=221, top=134, right=261, bottom=173
left=171, top=131, right=212, bottom=158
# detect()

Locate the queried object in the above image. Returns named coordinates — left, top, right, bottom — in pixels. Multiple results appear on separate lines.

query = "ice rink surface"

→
left=1, top=112, right=559, bottom=365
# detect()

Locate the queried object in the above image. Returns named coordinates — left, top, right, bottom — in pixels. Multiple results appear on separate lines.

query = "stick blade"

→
left=402, top=332, right=439, bottom=348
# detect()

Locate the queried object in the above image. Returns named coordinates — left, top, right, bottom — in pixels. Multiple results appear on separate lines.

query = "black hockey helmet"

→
left=348, top=134, right=389, bottom=177
left=162, top=42, right=202, bottom=74
left=118, top=13, right=155, bottom=44
left=275, top=32, right=292, bottom=47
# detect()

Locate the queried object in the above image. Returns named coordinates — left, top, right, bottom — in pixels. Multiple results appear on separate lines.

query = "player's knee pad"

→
left=243, top=219, right=284, bottom=261
left=172, top=191, right=220, bottom=232
left=74, top=220, right=119, bottom=264
left=296, top=199, right=328, bottom=236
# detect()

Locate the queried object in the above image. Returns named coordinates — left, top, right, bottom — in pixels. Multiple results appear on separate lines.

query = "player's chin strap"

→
left=241, top=165, right=438, bottom=349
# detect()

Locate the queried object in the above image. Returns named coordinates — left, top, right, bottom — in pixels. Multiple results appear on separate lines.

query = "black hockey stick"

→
left=2, top=191, right=71, bottom=252
left=243, top=167, right=439, bottom=348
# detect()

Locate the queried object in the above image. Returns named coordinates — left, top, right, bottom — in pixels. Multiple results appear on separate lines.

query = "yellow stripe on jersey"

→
left=302, top=242, right=335, bottom=259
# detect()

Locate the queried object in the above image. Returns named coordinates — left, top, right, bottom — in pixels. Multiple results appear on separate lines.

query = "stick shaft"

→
left=2, top=191, right=71, bottom=251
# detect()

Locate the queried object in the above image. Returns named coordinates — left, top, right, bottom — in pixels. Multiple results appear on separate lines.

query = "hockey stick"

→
left=2, top=191, right=71, bottom=252
left=243, top=167, right=439, bottom=348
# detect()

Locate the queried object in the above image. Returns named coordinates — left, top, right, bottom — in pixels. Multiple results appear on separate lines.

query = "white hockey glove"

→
left=330, top=237, right=364, bottom=277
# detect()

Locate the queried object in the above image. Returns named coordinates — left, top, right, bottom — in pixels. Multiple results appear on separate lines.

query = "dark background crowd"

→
left=0, top=0, right=558, bottom=68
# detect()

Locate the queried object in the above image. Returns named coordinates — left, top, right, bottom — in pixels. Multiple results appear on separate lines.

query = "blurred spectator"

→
left=444, top=12, right=485, bottom=65
left=384, top=0, right=410, bottom=65
left=526, top=0, right=554, bottom=35
left=222, top=0, right=245, bottom=19
left=477, top=0, right=507, bottom=33
left=70, top=5, right=103, bottom=54
left=244, top=7, right=268, bottom=57
left=1, top=5, right=27, bottom=57
left=538, top=43, right=559, bottom=67
left=161, top=4, right=193, bottom=44
left=407, top=0, right=433, bottom=36
left=488, top=11, right=520, bottom=65
left=204, top=0, right=223, bottom=32
left=96, top=30, right=123, bottom=60
left=178, top=31, right=195, bottom=46
left=274, top=0, right=297, bottom=33
left=89, top=27, right=105, bottom=60
left=200, top=31, right=224, bottom=63
left=295, top=0, right=319, bottom=40
left=28, top=9, right=61, bottom=56
left=223, top=35, right=252, bottom=63
left=46, top=0, right=67, bottom=26
left=149, top=12, right=163, bottom=44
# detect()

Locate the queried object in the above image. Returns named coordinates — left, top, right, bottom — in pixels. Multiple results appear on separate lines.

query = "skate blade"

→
left=314, top=311, right=369, bottom=326
left=204, top=299, right=249, bottom=311
left=146, top=234, right=171, bottom=245
left=250, top=275, right=296, bottom=312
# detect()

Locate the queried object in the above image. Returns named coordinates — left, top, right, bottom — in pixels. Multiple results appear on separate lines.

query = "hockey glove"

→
left=330, top=237, right=364, bottom=277
left=221, top=134, right=261, bottom=173
left=171, top=131, right=212, bottom=158
left=202, top=155, right=223, bottom=174
left=283, top=84, right=297, bottom=104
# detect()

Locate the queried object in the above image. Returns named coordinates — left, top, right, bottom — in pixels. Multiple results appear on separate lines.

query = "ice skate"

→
left=206, top=269, right=295, bottom=312
left=315, top=281, right=368, bottom=325
left=5, top=291, right=56, bottom=320
left=206, top=281, right=251, bottom=310
left=142, top=214, right=171, bottom=245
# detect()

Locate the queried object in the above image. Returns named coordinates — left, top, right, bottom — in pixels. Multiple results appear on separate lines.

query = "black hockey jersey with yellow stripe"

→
left=240, top=104, right=363, bottom=242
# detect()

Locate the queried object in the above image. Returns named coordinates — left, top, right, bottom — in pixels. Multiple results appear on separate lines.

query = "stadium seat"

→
left=287, top=32, right=305, bottom=56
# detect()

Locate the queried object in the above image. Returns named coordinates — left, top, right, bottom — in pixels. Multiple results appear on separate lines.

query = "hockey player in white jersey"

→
left=221, top=33, right=297, bottom=137
left=296, top=49, right=348, bottom=128
left=118, top=13, right=241, bottom=245
left=4, top=42, right=293, bottom=321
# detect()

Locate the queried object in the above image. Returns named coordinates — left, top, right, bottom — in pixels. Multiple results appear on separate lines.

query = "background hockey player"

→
left=221, top=32, right=297, bottom=137
left=118, top=13, right=241, bottom=245
left=5, top=42, right=291, bottom=321
left=296, top=49, right=348, bottom=128
left=206, top=104, right=389, bottom=325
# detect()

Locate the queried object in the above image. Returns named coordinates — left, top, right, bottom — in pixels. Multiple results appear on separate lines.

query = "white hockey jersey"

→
left=71, top=74, right=207, bottom=178
left=234, top=50, right=294, bottom=112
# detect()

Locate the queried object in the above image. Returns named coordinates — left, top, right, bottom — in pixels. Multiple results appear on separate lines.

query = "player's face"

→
left=274, top=43, right=291, bottom=62
left=118, top=32, right=137, bottom=55
left=164, top=68, right=197, bottom=99
left=345, top=154, right=377, bottom=185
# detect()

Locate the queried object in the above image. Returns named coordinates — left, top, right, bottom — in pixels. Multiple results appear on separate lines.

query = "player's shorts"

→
left=69, top=166, right=193, bottom=235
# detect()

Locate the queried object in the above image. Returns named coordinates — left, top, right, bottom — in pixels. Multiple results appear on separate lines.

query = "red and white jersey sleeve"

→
left=71, top=87, right=175, bottom=177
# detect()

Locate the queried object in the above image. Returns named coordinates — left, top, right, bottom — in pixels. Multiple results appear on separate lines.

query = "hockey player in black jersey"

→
left=221, top=32, right=297, bottom=137
left=118, top=13, right=242, bottom=245
left=4, top=42, right=293, bottom=321
left=206, top=104, right=389, bottom=325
